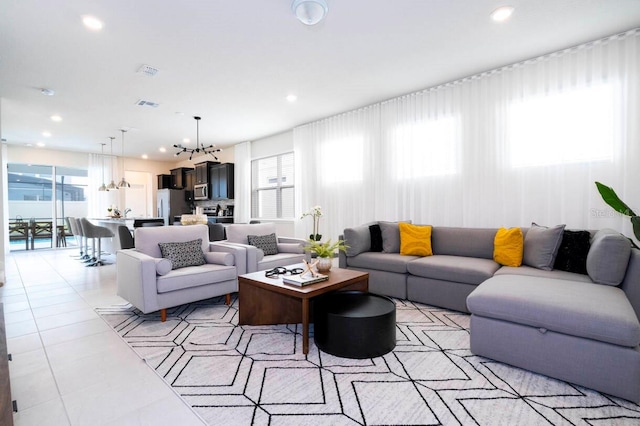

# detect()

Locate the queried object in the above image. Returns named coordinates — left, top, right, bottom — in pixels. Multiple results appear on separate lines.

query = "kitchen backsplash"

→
left=195, top=199, right=234, bottom=212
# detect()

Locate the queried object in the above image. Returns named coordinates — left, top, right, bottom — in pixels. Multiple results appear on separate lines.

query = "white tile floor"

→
left=1, top=249, right=207, bottom=426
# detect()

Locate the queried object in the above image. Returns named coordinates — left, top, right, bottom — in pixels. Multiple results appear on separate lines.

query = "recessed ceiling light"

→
left=82, top=15, right=104, bottom=31
left=42, top=131, right=51, bottom=137
left=41, top=88, right=55, bottom=96
left=182, top=138, right=190, bottom=144
left=50, top=115, right=62, bottom=122
left=141, top=154, right=148, bottom=159
left=286, top=94, right=298, bottom=102
left=490, top=6, right=514, bottom=22
left=36, top=142, right=45, bottom=147
left=159, top=147, right=167, bottom=153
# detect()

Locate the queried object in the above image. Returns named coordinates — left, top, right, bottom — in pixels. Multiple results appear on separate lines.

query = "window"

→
left=251, top=152, right=295, bottom=219
left=508, top=84, right=615, bottom=167
left=394, top=117, right=457, bottom=179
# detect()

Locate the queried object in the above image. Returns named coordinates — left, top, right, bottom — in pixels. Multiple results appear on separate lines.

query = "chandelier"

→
left=174, top=116, right=221, bottom=161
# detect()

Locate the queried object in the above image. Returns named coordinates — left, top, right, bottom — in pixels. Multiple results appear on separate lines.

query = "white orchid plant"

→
left=301, top=205, right=323, bottom=241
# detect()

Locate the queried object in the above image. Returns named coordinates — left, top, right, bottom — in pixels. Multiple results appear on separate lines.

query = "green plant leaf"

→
left=632, top=216, right=640, bottom=242
left=595, top=182, right=636, bottom=216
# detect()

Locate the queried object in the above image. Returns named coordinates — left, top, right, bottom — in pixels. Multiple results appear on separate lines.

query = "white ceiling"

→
left=1, top=0, right=639, bottom=161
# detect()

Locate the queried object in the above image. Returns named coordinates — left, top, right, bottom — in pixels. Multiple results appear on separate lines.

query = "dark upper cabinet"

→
left=170, top=167, right=194, bottom=189
left=157, top=174, right=172, bottom=189
left=184, top=169, right=195, bottom=202
left=185, top=169, right=195, bottom=191
left=209, top=163, right=234, bottom=200
left=194, top=161, right=219, bottom=185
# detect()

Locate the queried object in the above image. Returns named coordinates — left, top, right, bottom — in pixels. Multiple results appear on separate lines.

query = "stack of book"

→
left=282, top=273, right=329, bottom=286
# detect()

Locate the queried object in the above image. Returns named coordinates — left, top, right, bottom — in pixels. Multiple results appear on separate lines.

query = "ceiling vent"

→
left=136, top=99, right=160, bottom=108
left=137, top=64, right=159, bottom=77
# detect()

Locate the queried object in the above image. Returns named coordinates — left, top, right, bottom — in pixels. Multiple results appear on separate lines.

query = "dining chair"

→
left=117, top=225, right=135, bottom=249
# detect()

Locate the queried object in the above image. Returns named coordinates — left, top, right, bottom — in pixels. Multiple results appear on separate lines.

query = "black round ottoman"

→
left=314, top=291, right=396, bottom=359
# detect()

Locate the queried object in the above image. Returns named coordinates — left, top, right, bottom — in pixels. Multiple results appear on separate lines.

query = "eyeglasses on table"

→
left=265, top=266, right=304, bottom=278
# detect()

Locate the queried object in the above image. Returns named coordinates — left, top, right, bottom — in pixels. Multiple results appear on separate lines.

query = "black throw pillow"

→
left=553, top=230, right=591, bottom=275
left=369, top=224, right=383, bottom=252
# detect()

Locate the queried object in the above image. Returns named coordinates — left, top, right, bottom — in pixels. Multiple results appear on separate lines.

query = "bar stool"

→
left=75, top=218, right=91, bottom=261
left=80, top=218, right=114, bottom=266
left=70, top=218, right=88, bottom=260
left=67, top=217, right=81, bottom=257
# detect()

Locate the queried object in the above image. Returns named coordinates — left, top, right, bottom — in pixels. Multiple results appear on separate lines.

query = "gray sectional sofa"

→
left=339, top=222, right=640, bottom=402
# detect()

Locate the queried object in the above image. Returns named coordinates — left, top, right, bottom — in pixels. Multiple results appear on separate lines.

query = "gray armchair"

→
left=116, top=224, right=244, bottom=321
left=219, top=222, right=307, bottom=275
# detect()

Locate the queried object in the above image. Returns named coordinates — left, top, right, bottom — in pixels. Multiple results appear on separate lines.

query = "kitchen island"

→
left=92, top=217, right=163, bottom=252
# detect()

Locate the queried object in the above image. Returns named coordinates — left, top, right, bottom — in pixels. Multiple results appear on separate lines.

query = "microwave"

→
left=194, top=183, right=209, bottom=200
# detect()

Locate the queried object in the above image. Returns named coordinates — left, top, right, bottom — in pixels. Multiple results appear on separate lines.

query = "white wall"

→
left=251, top=131, right=292, bottom=159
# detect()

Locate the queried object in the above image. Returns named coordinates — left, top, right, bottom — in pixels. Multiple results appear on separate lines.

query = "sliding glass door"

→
left=7, top=163, right=88, bottom=251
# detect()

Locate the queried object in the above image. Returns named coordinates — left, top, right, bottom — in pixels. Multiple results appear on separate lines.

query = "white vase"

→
left=316, top=257, right=332, bottom=272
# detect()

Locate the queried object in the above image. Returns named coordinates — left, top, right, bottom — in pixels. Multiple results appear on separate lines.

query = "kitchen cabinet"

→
left=170, top=167, right=194, bottom=189
left=194, top=161, right=218, bottom=185
left=209, top=163, right=234, bottom=199
left=157, top=174, right=172, bottom=189
left=185, top=169, right=195, bottom=191
left=184, top=169, right=195, bottom=203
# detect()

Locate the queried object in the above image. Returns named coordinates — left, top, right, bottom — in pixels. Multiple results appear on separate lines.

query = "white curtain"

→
left=293, top=29, right=640, bottom=242
left=88, top=153, right=119, bottom=218
left=234, top=141, right=252, bottom=223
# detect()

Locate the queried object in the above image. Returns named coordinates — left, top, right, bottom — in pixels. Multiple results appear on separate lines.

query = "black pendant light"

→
left=173, top=116, right=222, bottom=161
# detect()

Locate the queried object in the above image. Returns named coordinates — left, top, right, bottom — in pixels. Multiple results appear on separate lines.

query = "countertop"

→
left=93, top=217, right=162, bottom=223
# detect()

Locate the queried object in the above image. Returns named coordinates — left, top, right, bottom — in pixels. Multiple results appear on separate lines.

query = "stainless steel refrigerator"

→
left=157, top=189, right=190, bottom=225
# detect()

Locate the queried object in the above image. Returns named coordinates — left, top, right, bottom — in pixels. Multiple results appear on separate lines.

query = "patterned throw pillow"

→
left=493, top=227, right=524, bottom=267
left=399, top=223, right=433, bottom=256
left=247, top=233, right=278, bottom=255
left=158, top=239, right=206, bottom=270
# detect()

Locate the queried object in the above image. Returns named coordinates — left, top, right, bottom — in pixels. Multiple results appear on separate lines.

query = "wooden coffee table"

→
left=238, top=266, right=369, bottom=354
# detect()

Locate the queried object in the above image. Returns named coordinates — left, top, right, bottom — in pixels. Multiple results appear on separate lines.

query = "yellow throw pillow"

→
left=494, top=227, right=524, bottom=267
left=399, top=223, right=433, bottom=256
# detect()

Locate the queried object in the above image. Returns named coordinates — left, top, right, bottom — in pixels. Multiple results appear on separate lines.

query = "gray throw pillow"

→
left=344, top=225, right=371, bottom=257
left=247, top=233, right=278, bottom=255
left=586, top=228, right=631, bottom=286
left=158, top=239, right=206, bottom=270
left=380, top=220, right=412, bottom=253
left=523, top=223, right=566, bottom=270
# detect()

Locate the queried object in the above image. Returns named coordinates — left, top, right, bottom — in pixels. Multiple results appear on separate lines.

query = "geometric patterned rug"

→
left=96, top=295, right=640, bottom=425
